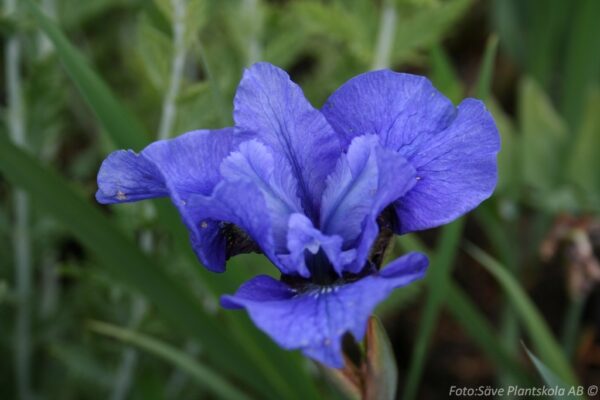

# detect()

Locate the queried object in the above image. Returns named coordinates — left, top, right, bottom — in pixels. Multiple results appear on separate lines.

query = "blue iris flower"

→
left=96, top=62, right=499, bottom=367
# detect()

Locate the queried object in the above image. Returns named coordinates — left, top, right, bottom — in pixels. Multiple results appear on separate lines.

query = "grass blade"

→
left=5, top=0, right=33, bottom=397
left=474, top=34, right=499, bottom=100
left=466, top=242, right=579, bottom=385
left=561, top=0, right=600, bottom=128
left=429, top=45, right=463, bottom=104
left=523, top=344, right=566, bottom=387
left=396, top=234, right=535, bottom=386
left=402, top=219, right=464, bottom=400
left=522, top=344, right=581, bottom=399
left=446, top=283, right=535, bottom=385
left=89, top=321, right=251, bottom=400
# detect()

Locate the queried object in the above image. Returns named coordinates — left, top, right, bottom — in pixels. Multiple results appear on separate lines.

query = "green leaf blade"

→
left=89, top=321, right=251, bottom=400
left=466, top=243, right=579, bottom=386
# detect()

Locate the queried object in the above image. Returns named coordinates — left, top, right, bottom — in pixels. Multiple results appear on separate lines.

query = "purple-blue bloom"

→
left=96, top=62, right=499, bottom=368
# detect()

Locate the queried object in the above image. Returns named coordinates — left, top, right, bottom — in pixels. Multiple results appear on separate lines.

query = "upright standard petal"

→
left=188, top=140, right=312, bottom=276
left=322, top=71, right=455, bottom=149
left=219, top=140, right=302, bottom=254
left=322, top=71, right=500, bottom=233
left=393, top=99, right=499, bottom=232
left=320, top=135, right=416, bottom=273
left=96, top=128, right=247, bottom=271
left=221, top=252, right=429, bottom=368
left=234, top=62, right=343, bottom=218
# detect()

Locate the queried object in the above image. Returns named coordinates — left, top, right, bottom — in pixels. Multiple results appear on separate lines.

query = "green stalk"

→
left=371, top=0, right=397, bottom=70
left=110, top=231, right=151, bottom=400
left=5, top=0, right=32, bottom=398
left=36, top=0, right=56, bottom=58
left=157, top=0, right=188, bottom=140
left=561, top=296, right=586, bottom=360
left=37, top=0, right=59, bottom=323
left=243, top=0, right=262, bottom=65
left=475, top=205, right=520, bottom=395
left=164, top=341, right=201, bottom=398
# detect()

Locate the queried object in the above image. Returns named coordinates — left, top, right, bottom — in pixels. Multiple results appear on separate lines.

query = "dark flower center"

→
left=221, top=222, right=262, bottom=259
left=305, top=248, right=339, bottom=285
left=221, top=206, right=397, bottom=287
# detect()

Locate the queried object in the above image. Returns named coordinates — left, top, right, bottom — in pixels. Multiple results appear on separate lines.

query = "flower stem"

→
left=5, top=0, right=33, bottom=398
left=37, top=0, right=59, bottom=323
left=158, top=0, right=188, bottom=140
left=243, top=0, right=262, bottom=65
left=561, top=296, right=585, bottom=359
left=371, top=0, right=397, bottom=70
left=110, top=296, right=147, bottom=400
left=37, top=0, right=56, bottom=58
left=164, top=341, right=201, bottom=398
left=110, top=230, right=151, bottom=400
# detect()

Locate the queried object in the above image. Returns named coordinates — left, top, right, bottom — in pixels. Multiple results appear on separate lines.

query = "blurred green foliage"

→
left=1, top=0, right=599, bottom=399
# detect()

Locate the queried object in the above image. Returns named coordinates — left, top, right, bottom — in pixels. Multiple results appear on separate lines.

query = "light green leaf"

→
left=25, top=0, right=149, bottom=150
left=474, top=34, right=499, bottom=100
left=155, top=0, right=208, bottom=46
left=561, top=0, right=600, bottom=128
left=136, top=14, right=173, bottom=89
left=519, top=77, right=568, bottom=192
left=89, top=321, right=251, bottom=400
left=292, top=1, right=373, bottom=64
left=566, top=87, right=600, bottom=211
left=392, top=0, right=471, bottom=65
left=487, top=99, right=518, bottom=194
left=174, top=81, right=221, bottom=131
left=429, top=45, right=463, bottom=104
left=523, top=344, right=580, bottom=399
left=262, top=8, right=309, bottom=68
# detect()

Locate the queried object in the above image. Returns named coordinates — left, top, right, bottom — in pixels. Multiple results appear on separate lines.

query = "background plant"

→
left=1, top=0, right=599, bottom=399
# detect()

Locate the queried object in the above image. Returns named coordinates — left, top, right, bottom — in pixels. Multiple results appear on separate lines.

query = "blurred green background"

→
left=1, top=0, right=600, bottom=399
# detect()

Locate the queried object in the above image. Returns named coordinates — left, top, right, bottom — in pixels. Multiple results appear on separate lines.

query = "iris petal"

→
left=187, top=140, right=306, bottom=275
left=320, top=135, right=416, bottom=273
left=218, top=140, right=303, bottom=252
left=393, top=99, right=499, bottom=232
left=322, top=71, right=499, bottom=233
left=234, top=62, right=342, bottom=218
left=221, top=252, right=429, bottom=368
left=96, top=128, right=248, bottom=272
